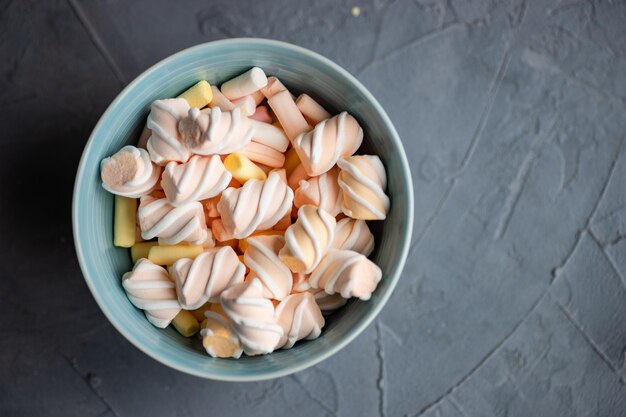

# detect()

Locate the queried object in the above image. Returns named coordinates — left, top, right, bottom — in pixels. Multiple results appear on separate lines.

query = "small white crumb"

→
left=351, top=6, right=361, bottom=17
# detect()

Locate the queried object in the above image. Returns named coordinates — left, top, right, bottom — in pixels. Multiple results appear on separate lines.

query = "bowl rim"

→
left=73, top=37, right=414, bottom=381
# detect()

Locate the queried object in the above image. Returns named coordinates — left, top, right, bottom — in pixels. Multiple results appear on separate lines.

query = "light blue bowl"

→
left=73, top=38, right=414, bottom=381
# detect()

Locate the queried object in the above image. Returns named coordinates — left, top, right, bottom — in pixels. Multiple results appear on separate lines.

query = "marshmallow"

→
left=231, top=95, right=256, bottom=116
left=292, top=272, right=312, bottom=293
left=244, top=235, right=292, bottom=300
left=271, top=168, right=292, bottom=230
left=161, top=155, right=232, bottom=206
left=250, top=90, right=265, bottom=105
left=337, top=155, right=390, bottom=220
left=179, top=107, right=253, bottom=155
left=275, top=292, right=324, bottom=349
left=311, top=289, right=347, bottom=314
left=294, top=166, right=343, bottom=216
left=101, top=146, right=161, bottom=198
left=267, top=90, right=311, bottom=142
left=171, top=310, right=200, bottom=337
left=283, top=147, right=301, bottom=177
left=295, top=94, right=331, bottom=125
left=250, top=120, right=289, bottom=152
left=279, top=205, right=336, bottom=273
left=211, top=219, right=235, bottom=242
left=223, top=152, right=267, bottom=183
left=216, top=238, right=238, bottom=251
left=238, top=230, right=283, bottom=253
left=287, top=163, right=310, bottom=191
left=261, top=76, right=289, bottom=99
left=177, top=80, right=213, bottom=108
left=217, top=171, right=294, bottom=239
left=221, top=67, right=268, bottom=100
left=147, top=244, right=204, bottom=265
left=147, top=99, right=191, bottom=165
left=208, top=85, right=236, bottom=111
left=137, top=125, right=151, bottom=149
left=293, top=111, right=363, bottom=176
left=250, top=105, right=273, bottom=124
left=309, top=249, right=382, bottom=300
left=138, top=195, right=212, bottom=246
left=122, top=259, right=181, bottom=328
left=150, top=187, right=166, bottom=199
left=113, top=195, right=137, bottom=248
left=240, top=142, right=286, bottom=168
left=330, top=218, right=375, bottom=256
left=201, top=311, right=243, bottom=358
left=256, top=162, right=273, bottom=175
left=202, top=195, right=221, bottom=218
left=130, top=241, right=159, bottom=263
left=273, top=213, right=292, bottom=231
left=220, top=278, right=283, bottom=355
left=171, top=246, right=245, bottom=309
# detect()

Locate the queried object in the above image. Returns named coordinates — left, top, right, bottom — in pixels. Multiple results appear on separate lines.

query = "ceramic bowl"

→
left=73, top=38, right=413, bottom=381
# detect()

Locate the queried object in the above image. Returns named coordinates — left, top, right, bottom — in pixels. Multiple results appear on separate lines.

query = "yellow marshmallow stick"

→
left=114, top=196, right=137, bottom=248
left=171, top=310, right=200, bottom=337
left=130, top=241, right=159, bottom=263
left=148, top=245, right=203, bottom=265
left=177, top=80, right=213, bottom=108
left=223, top=153, right=267, bottom=184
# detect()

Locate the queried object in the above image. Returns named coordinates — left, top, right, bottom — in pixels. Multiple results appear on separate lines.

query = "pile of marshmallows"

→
left=100, top=67, right=390, bottom=358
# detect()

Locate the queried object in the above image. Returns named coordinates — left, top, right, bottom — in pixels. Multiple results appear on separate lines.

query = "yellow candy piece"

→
left=238, top=230, right=283, bottom=253
left=130, top=241, right=159, bottom=263
left=114, top=195, right=137, bottom=248
left=171, top=310, right=200, bottom=337
left=148, top=244, right=203, bottom=265
left=177, top=80, right=213, bottom=108
left=190, top=303, right=212, bottom=322
left=223, top=153, right=267, bottom=184
left=283, top=147, right=301, bottom=177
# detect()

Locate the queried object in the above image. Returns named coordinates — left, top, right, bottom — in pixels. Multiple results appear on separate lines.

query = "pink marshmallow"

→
left=287, top=163, right=310, bottom=191
left=267, top=90, right=311, bottom=142
left=296, top=94, right=331, bottom=125
left=261, top=76, right=287, bottom=99
left=240, top=142, right=286, bottom=168
left=250, top=106, right=273, bottom=124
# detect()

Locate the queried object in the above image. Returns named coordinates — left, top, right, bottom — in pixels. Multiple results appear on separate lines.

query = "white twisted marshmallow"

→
left=122, top=259, right=181, bottom=328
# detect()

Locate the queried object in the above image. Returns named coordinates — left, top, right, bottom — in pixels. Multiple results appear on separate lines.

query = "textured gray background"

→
left=1, top=0, right=626, bottom=416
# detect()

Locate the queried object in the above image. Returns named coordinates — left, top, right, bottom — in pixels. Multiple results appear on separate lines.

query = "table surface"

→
left=2, top=1, right=626, bottom=416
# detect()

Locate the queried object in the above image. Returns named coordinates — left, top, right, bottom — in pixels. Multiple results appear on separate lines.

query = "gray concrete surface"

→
left=1, top=0, right=626, bottom=416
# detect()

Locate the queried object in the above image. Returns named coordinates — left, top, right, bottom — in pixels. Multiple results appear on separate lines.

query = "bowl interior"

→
left=74, top=39, right=413, bottom=381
